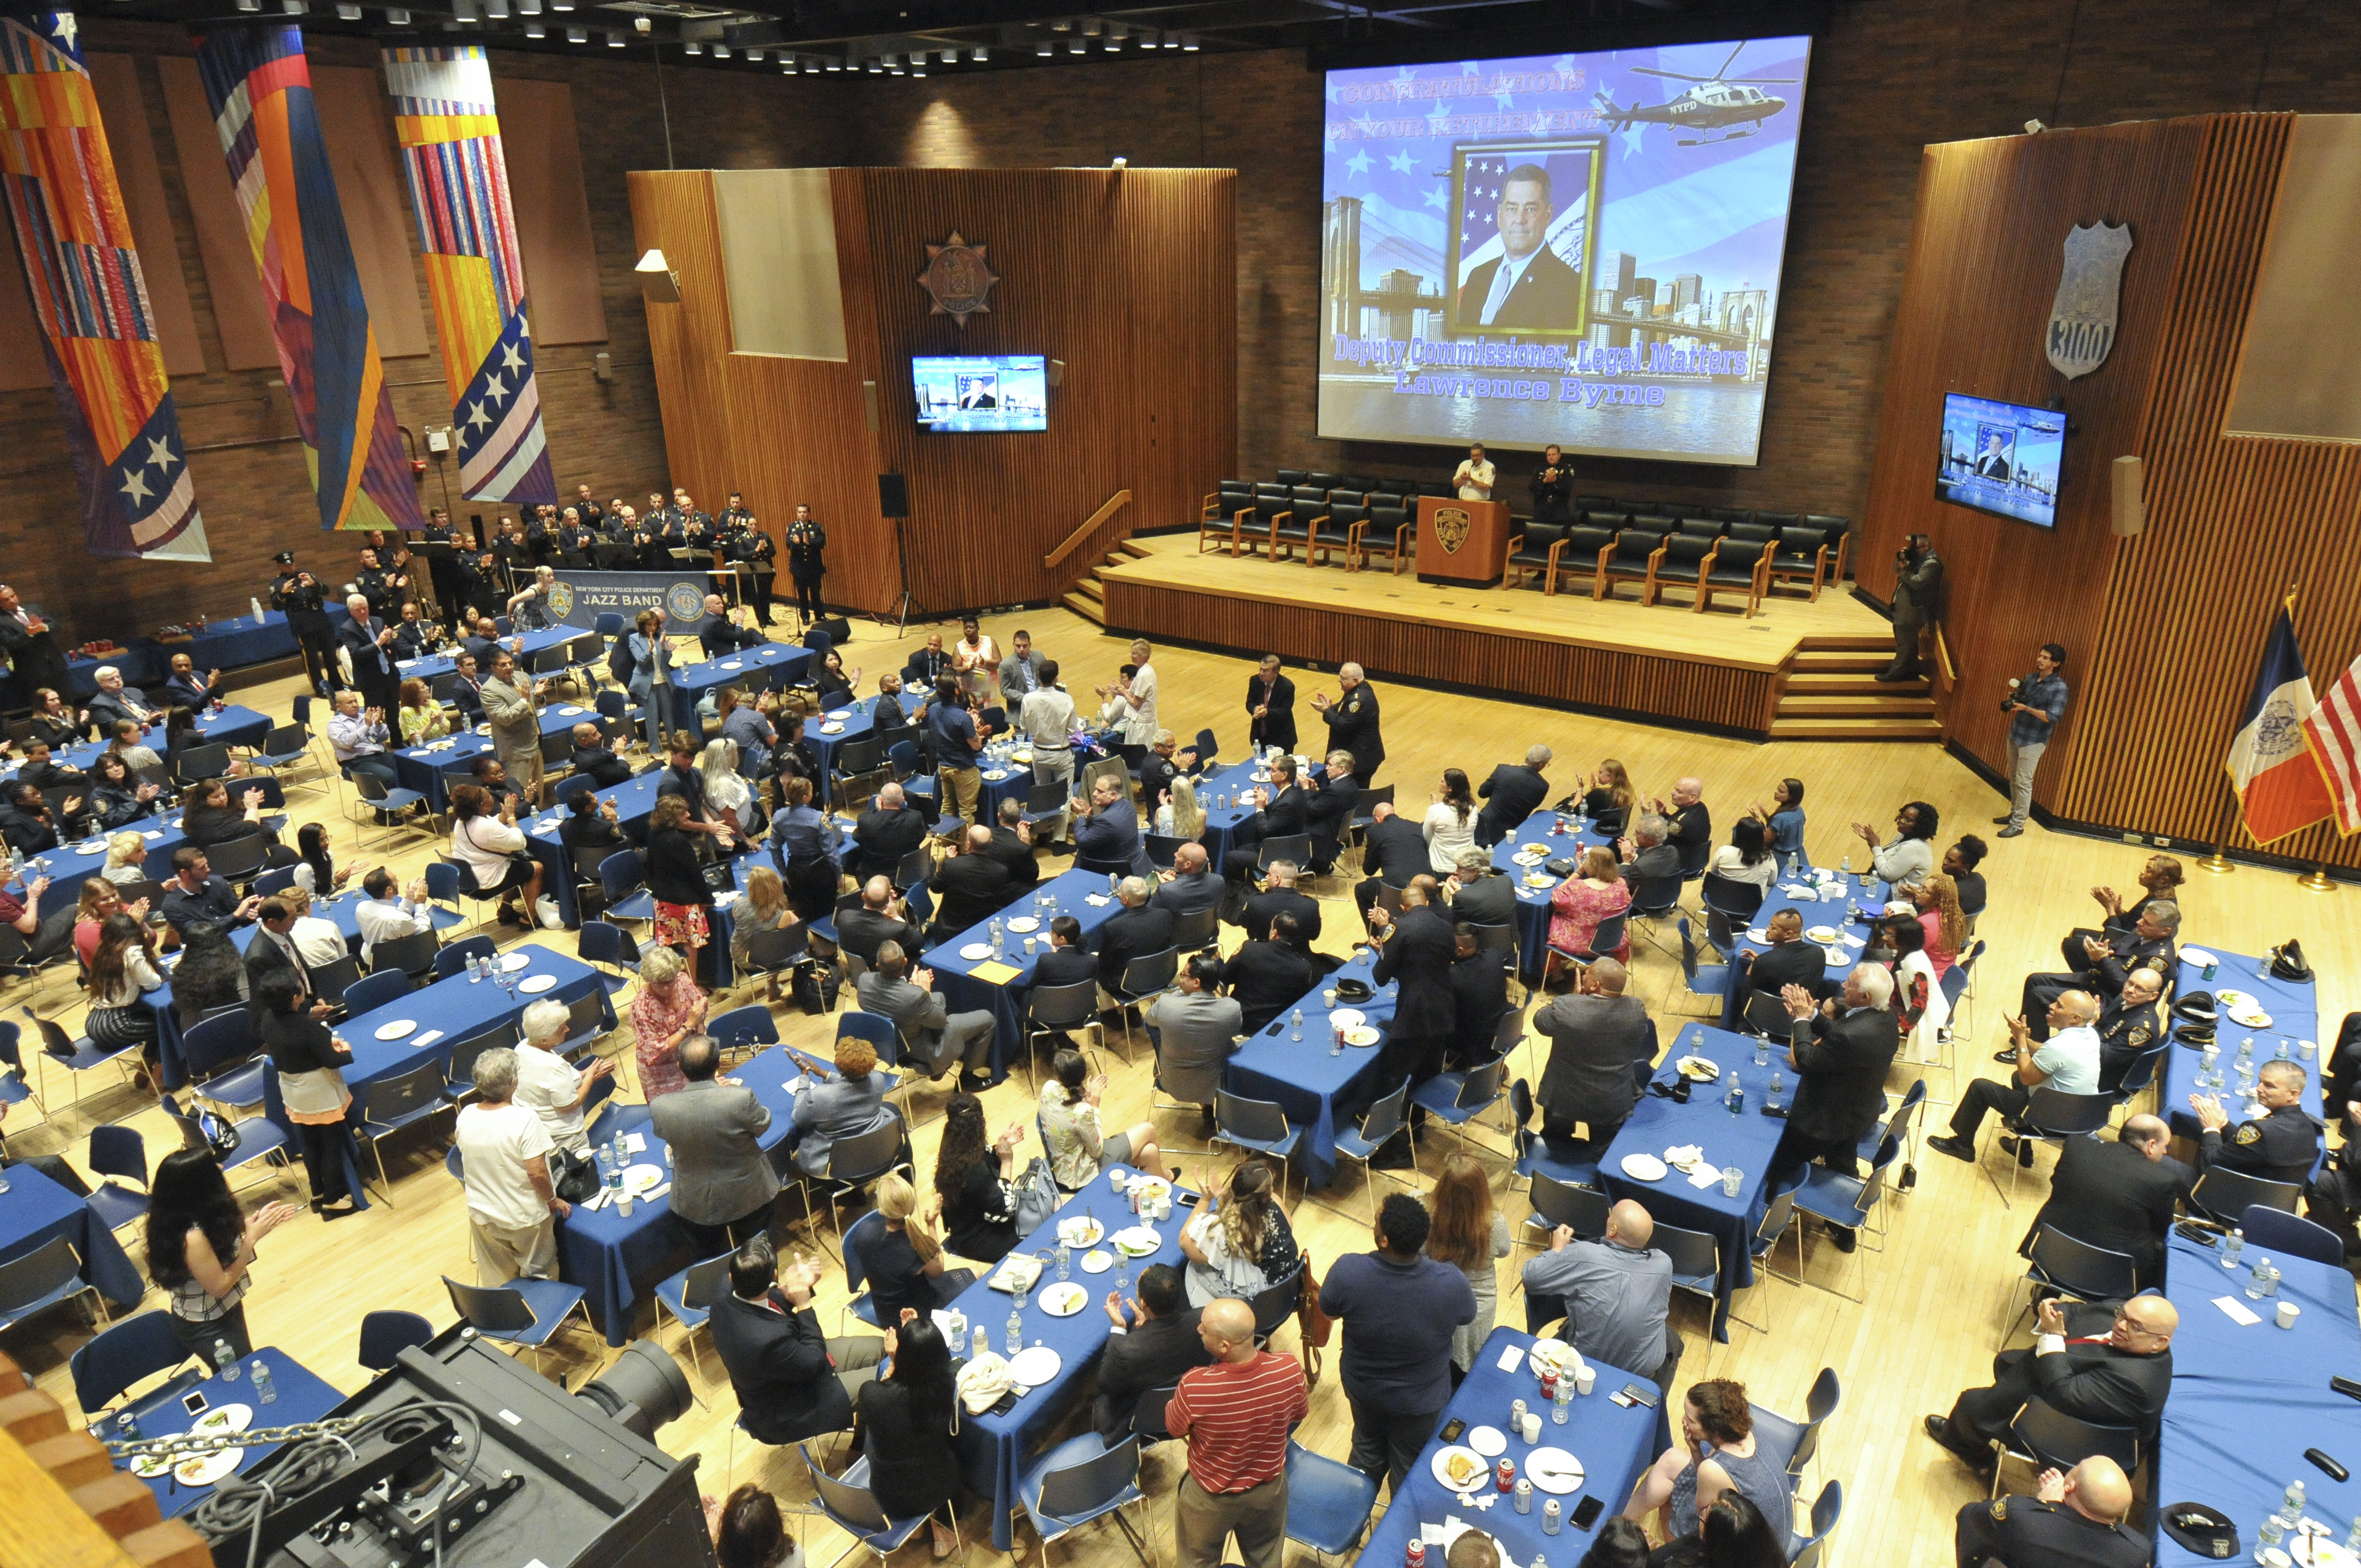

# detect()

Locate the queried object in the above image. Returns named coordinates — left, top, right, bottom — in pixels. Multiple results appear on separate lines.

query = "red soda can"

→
left=1495, top=1458, right=1515, bottom=1492
left=1541, top=1370, right=1559, bottom=1400
left=1408, top=1542, right=1427, bottom=1568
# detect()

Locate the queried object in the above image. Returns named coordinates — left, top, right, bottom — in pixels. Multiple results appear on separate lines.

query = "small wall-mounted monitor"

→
left=912, top=354, right=1049, bottom=432
left=1936, top=392, right=2064, bottom=529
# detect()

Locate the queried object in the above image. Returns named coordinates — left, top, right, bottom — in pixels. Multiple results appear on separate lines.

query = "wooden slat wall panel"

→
left=627, top=170, right=735, bottom=510
left=1102, top=580, right=1778, bottom=736
left=719, top=350, right=877, bottom=602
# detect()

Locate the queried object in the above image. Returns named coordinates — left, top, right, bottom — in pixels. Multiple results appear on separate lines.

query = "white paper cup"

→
left=2300, top=1040, right=2317, bottom=1061
left=1108, top=1169, right=1127, bottom=1192
left=1575, top=1365, right=1596, bottom=1396
left=2278, top=1301, right=2300, bottom=1329
left=1520, top=1412, right=1542, bottom=1444
left=1722, top=1168, right=1743, bottom=1197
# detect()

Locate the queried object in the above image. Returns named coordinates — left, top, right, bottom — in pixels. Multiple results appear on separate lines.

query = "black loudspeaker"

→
left=879, top=473, right=910, bottom=518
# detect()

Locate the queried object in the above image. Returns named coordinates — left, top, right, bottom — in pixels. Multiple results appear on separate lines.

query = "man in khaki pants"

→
left=454, top=1048, right=567, bottom=1284
left=481, top=648, right=550, bottom=808
left=1165, top=1298, right=1309, bottom=1568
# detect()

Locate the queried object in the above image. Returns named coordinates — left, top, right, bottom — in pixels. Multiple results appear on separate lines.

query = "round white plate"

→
left=1342, top=1026, right=1381, bottom=1048
left=1113, top=1225, right=1161, bottom=1256
left=1007, top=1346, right=1063, bottom=1387
left=1080, top=1249, right=1113, bottom=1274
left=720, top=662, right=744, bottom=671
left=1430, top=1445, right=1489, bottom=1494
left=518, top=974, right=558, bottom=994
left=1250, top=771, right=1270, bottom=783
left=1006, top=917, right=1040, bottom=934
left=1527, top=1447, right=1586, bottom=1494
left=192, top=1403, right=254, bottom=1435
left=1525, top=872, right=1557, bottom=889
left=558, top=706, right=585, bottom=716
left=1058, top=1217, right=1106, bottom=1248
left=1620, top=1153, right=1668, bottom=1182
left=2180, top=948, right=2217, bottom=968
left=1038, top=1283, right=1089, bottom=1317
left=826, top=710, right=853, bottom=720
left=1805, top=925, right=1840, bottom=944
left=143, top=830, right=164, bottom=840
left=1823, top=945, right=1848, bottom=965
left=2232, top=1010, right=2273, bottom=1028
left=623, top=1162, right=666, bottom=1194
left=73, top=839, right=107, bottom=855
left=2215, top=989, right=2253, bottom=1010
left=982, top=770, right=1008, bottom=781
left=1326, top=1008, right=1366, bottom=1031
left=499, top=952, right=530, bottom=972
left=1745, top=928, right=1770, bottom=944
left=960, top=942, right=994, bottom=960
left=129, top=1452, right=173, bottom=1478
left=374, top=1020, right=418, bottom=1042
left=174, top=1446, right=244, bottom=1488
left=1467, top=1424, right=1508, bottom=1458
left=820, top=723, right=846, bottom=735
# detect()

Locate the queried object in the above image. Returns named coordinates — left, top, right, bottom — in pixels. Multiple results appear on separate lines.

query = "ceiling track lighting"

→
left=711, top=43, right=729, bottom=57
left=484, top=0, right=508, bottom=18
left=235, top=0, right=260, bottom=12
left=1066, top=37, right=1084, bottom=53
left=564, top=24, right=585, bottom=40
left=971, top=45, right=988, bottom=62
left=522, top=20, right=543, bottom=37
left=1036, top=41, right=1053, bottom=56
left=683, top=39, right=700, bottom=52
left=1182, top=33, right=1198, bottom=50
left=384, top=4, right=409, bottom=18
left=1080, top=17, right=1100, bottom=35
left=605, top=29, right=624, bottom=45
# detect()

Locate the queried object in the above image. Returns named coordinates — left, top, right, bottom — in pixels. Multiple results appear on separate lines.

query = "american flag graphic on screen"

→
left=383, top=45, right=553, bottom=504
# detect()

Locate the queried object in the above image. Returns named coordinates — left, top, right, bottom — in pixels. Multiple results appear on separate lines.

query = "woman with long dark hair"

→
left=171, top=923, right=246, bottom=1026
left=254, top=969, right=358, bottom=1217
left=1582, top=759, right=1638, bottom=832
left=855, top=1310, right=964, bottom=1555
left=932, top=1093, right=1020, bottom=1264
left=1423, top=766, right=1479, bottom=874
left=86, top=912, right=165, bottom=1058
left=291, top=821, right=350, bottom=896
left=1178, top=1159, right=1298, bottom=1308
left=1577, top=1518, right=1652, bottom=1568
left=89, top=752, right=161, bottom=829
left=1693, top=1493, right=1791, bottom=1568
left=144, top=1147, right=301, bottom=1360
left=1711, top=816, right=1777, bottom=890
left=707, top=1484, right=803, bottom=1568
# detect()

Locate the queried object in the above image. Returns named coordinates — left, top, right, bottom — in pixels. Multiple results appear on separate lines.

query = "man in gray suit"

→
left=856, top=940, right=997, bottom=1092
left=1146, top=954, right=1244, bottom=1130
left=1445, top=846, right=1516, bottom=930
left=836, top=876, right=924, bottom=968
left=1534, top=960, right=1658, bottom=1162
left=1618, top=814, right=1679, bottom=882
left=1151, top=842, right=1223, bottom=918
left=650, top=1035, right=781, bottom=1256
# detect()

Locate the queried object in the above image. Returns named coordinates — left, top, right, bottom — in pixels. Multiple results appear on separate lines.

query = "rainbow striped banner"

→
left=383, top=45, right=553, bottom=504
left=0, top=12, right=207, bottom=561
left=194, top=23, right=420, bottom=533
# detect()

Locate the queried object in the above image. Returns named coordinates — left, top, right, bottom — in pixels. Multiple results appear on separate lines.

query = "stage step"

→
left=1767, top=716, right=1944, bottom=741
left=1062, top=590, right=1105, bottom=625
left=1116, top=540, right=1152, bottom=561
left=1777, top=693, right=1935, bottom=719
left=1077, top=574, right=1106, bottom=603
left=1784, top=671, right=1928, bottom=697
left=1789, top=650, right=1893, bottom=674
left=1794, top=633, right=1893, bottom=651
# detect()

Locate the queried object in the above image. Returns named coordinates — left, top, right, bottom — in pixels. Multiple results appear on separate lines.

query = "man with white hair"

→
left=453, top=1047, right=565, bottom=1284
left=1771, top=964, right=1900, bottom=1251
left=1096, top=874, right=1175, bottom=999
left=1928, top=989, right=2101, bottom=1169
left=512, top=997, right=612, bottom=1153
left=336, top=591, right=402, bottom=716
left=84, top=665, right=157, bottom=733
left=1309, top=661, right=1383, bottom=784
left=1474, top=744, right=1552, bottom=847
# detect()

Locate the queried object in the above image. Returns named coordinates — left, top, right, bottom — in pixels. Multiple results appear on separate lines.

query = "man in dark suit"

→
left=926, top=825, right=1012, bottom=940
left=1444, top=848, right=1515, bottom=930
left=1446, top=924, right=1510, bottom=1068
left=1743, top=912, right=1830, bottom=999
left=2092, top=969, right=2163, bottom=1093
left=852, top=783, right=932, bottom=882
left=836, top=877, right=924, bottom=968
left=2022, top=1117, right=2186, bottom=1289
left=2193, top=1060, right=2322, bottom=1189
left=1312, top=664, right=1384, bottom=785
left=1370, top=877, right=1457, bottom=1093
left=709, top=1242, right=883, bottom=1445
left=1305, top=752, right=1357, bottom=873
left=1093, top=1264, right=1212, bottom=1441
left=1154, top=842, right=1223, bottom=919
left=1475, top=747, right=1552, bottom=848
left=1355, top=801, right=1432, bottom=924
left=336, top=595, right=404, bottom=717
left=1225, top=913, right=1319, bottom=1036
left=2020, top=903, right=2178, bottom=1038
left=1241, top=860, right=1319, bottom=946
left=1138, top=732, right=1200, bottom=815
left=1095, top=877, right=1175, bottom=998
left=693, top=595, right=764, bottom=661
left=1074, top=772, right=1152, bottom=879
left=1770, top=965, right=1902, bottom=1251
left=566, top=723, right=634, bottom=788
left=242, top=900, right=323, bottom=1023
left=983, top=799, right=1040, bottom=891
left=1221, top=754, right=1308, bottom=883
left=1928, top=1295, right=2178, bottom=1470
left=1455, top=164, right=1586, bottom=331
left=1245, top=655, right=1297, bottom=754
left=1534, top=959, right=1656, bottom=1159
left=0, top=584, right=70, bottom=699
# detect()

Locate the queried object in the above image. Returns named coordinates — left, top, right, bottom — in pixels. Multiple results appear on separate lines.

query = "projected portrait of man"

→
left=958, top=375, right=998, bottom=410
left=1975, top=431, right=2014, bottom=480
left=1456, top=161, right=1586, bottom=330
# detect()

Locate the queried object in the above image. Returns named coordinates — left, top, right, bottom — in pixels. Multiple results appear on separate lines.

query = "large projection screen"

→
left=1319, top=37, right=1812, bottom=465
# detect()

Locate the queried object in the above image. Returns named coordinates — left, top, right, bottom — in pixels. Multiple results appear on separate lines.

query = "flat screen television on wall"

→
left=1936, top=392, right=2064, bottom=529
left=912, top=355, right=1049, bottom=432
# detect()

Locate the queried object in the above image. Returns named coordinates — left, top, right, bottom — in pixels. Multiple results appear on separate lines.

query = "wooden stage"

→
left=1097, top=537, right=1895, bottom=738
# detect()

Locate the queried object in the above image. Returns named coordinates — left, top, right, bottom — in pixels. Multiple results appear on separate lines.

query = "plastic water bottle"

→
left=468, top=954, right=483, bottom=983
left=1724, top=1070, right=1744, bottom=1115
left=214, top=1342, right=240, bottom=1382
left=2260, top=1515, right=2287, bottom=1556
left=1056, top=1244, right=1071, bottom=1281
left=1552, top=1378, right=1571, bottom=1425
left=1005, top=1310, right=1023, bottom=1355
left=251, top=1360, right=276, bottom=1405
left=1838, top=853, right=1851, bottom=889
left=250, top=596, right=266, bottom=625
left=2283, top=1479, right=2308, bottom=1526
left=0, top=1166, right=9, bottom=1194
left=1753, top=1037, right=1769, bottom=1068
left=2223, top=1228, right=2245, bottom=1268
left=1290, top=1009, right=1304, bottom=1042
left=2239, top=1036, right=2255, bottom=1061
left=2342, top=1515, right=2361, bottom=1554
left=973, top=1326, right=988, bottom=1361
left=2246, top=1255, right=2276, bottom=1300
left=1768, top=1072, right=1785, bottom=1110
left=1107, top=872, right=1118, bottom=892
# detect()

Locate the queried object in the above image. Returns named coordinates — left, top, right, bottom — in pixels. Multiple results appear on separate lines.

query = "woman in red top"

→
left=1547, top=845, right=1632, bottom=978
left=628, top=944, right=708, bottom=1099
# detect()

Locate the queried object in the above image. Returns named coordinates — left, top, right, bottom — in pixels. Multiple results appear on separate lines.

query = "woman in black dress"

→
left=932, top=1094, right=1020, bottom=1264
left=854, top=1313, right=964, bottom=1552
left=644, top=792, right=717, bottom=979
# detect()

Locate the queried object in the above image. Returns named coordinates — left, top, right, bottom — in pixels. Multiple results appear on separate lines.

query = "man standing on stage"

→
left=1880, top=532, right=1943, bottom=683
left=785, top=504, right=828, bottom=629
left=1453, top=443, right=1495, bottom=501
left=1531, top=444, right=1573, bottom=524
left=269, top=553, right=340, bottom=698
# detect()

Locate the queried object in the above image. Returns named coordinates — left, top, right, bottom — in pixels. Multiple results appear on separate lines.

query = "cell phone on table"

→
left=1572, top=1496, right=1606, bottom=1531
left=181, top=1391, right=209, bottom=1415
left=1621, top=1384, right=1659, bottom=1408
left=1178, top=1191, right=1202, bottom=1209
left=1440, top=1418, right=1467, bottom=1444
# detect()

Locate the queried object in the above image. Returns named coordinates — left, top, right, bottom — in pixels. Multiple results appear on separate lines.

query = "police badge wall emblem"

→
left=2047, top=222, right=2133, bottom=379
left=546, top=582, right=574, bottom=621
left=1434, top=507, right=1472, bottom=554
left=917, top=232, right=1000, bottom=328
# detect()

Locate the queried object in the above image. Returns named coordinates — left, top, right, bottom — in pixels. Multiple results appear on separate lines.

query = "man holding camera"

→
left=1879, top=533, right=1943, bottom=683
left=1996, top=643, right=2069, bottom=837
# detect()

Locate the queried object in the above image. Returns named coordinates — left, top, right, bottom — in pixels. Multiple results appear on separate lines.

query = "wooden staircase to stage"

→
left=1770, top=634, right=1940, bottom=741
left=1062, top=538, right=1150, bottom=627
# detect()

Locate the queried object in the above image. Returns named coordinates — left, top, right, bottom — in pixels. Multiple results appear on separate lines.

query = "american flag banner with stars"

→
left=383, top=45, right=554, bottom=504
left=0, top=11, right=208, bottom=561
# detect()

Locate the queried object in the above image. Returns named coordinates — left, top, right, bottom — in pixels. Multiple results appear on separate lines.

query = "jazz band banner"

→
left=193, top=23, right=421, bottom=533
left=545, top=569, right=725, bottom=628
left=0, top=12, right=208, bottom=561
left=382, top=45, right=554, bottom=505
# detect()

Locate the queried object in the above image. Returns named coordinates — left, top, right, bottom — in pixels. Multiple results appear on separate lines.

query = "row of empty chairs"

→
left=1506, top=508, right=1854, bottom=617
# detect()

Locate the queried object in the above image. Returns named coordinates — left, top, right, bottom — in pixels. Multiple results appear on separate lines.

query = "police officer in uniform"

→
left=1956, top=1456, right=2144, bottom=1568
left=2019, top=902, right=2179, bottom=1039
left=556, top=508, right=595, bottom=567
left=420, top=509, right=467, bottom=631
left=2092, top=968, right=2163, bottom=1093
left=270, top=552, right=341, bottom=698
left=725, top=498, right=777, bottom=627
left=354, top=548, right=396, bottom=621
left=1529, top=443, right=1573, bottom=525
left=2193, top=1060, right=2323, bottom=1188
left=784, top=503, right=826, bottom=629
left=1310, top=661, right=1384, bottom=786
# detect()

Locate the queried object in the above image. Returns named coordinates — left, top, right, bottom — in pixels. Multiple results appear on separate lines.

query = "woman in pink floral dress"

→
left=629, top=945, right=708, bottom=1100
left=1546, top=845, right=1633, bottom=978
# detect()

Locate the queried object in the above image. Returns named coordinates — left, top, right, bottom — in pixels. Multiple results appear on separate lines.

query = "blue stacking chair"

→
left=576, top=919, right=644, bottom=994
left=432, top=935, right=499, bottom=979
left=161, top=1094, right=291, bottom=1193
left=1508, top=1078, right=1597, bottom=1194
left=252, top=865, right=301, bottom=898
left=1014, top=1434, right=1150, bottom=1568
left=709, top=1004, right=780, bottom=1063
left=70, top=1311, right=197, bottom=1415
left=1749, top=1367, right=1840, bottom=1491
left=1787, top=1135, right=1901, bottom=1302
left=1791, top=1480, right=1842, bottom=1568
left=1284, top=1439, right=1381, bottom=1566
left=0, top=1237, right=104, bottom=1338
left=1317, top=1077, right=1413, bottom=1228
left=442, top=1275, right=591, bottom=1378
left=357, top=1309, right=436, bottom=1371
left=1212, top=1091, right=1299, bottom=1202
left=28, top=1014, right=144, bottom=1109
left=652, top=1251, right=735, bottom=1385
left=798, top=1444, right=955, bottom=1566
left=599, top=849, right=657, bottom=924
left=1519, top=1171, right=1611, bottom=1264
left=84, top=1124, right=150, bottom=1233
left=182, top=1012, right=267, bottom=1118
left=1408, top=1057, right=1510, bottom=1165
left=359, top=1058, right=456, bottom=1202
left=340, top=967, right=415, bottom=1018
left=1677, top=917, right=1735, bottom=1017
left=839, top=1208, right=888, bottom=1332
left=2242, top=1205, right=2346, bottom=1267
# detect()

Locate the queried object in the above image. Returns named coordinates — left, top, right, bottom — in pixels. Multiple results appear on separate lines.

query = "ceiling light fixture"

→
left=711, top=43, right=729, bottom=57
left=1080, top=17, right=1100, bottom=35
left=971, top=45, right=988, bottom=62
left=485, top=0, right=508, bottom=18
left=281, top=0, right=306, bottom=13
left=1182, top=32, right=1198, bottom=50
left=565, top=25, right=585, bottom=41
left=938, top=48, right=955, bottom=64
left=448, top=0, right=471, bottom=19
left=803, top=59, right=817, bottom=72
left=336, top=2, right=362, bottom=18
left=1036, top=41, right=1053, bottom=57
left=606, top=29, right=624, bottom=46
left=518, top=0, right=538, bottom=12
left=1067, top=37, right=1084, bottom=53
left=385, top=4, right=409, bottom=18
left=523, top=20, right=543, bottom=36
left=683, top=39, right=700, bottom=52
left=747, top=47, right=763, bottom=61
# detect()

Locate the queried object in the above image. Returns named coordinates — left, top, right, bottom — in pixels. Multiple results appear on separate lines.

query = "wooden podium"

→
left=1415, top=496, right=1512, bottom=588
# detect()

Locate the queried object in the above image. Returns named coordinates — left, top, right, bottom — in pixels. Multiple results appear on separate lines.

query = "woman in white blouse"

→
left=1423, top=767, right=1479, bottom=874
left=698, top=738, right=760, bottom=836
left=1710, top=817, right=1779, bottom=889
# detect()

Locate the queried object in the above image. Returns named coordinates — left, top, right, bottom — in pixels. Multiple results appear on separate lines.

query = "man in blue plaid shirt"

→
left=1997, top=644, right=2070, bottom=837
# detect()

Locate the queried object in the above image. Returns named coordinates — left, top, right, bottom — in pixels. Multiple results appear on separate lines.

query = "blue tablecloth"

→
left=12, top=815, right=189, bottom=912
left=522, top=770, right=668, bottom=930
left=1487, top=812, right=1615, bottom=980
left=1188, top=755, right=1328, bottom=867
left=396, top=625, right=583, bottom=685
left=1358, top=1326, right=1663, bottom=1568
left=924, top=867, right=1134, bottom=1082
left=61, top=643, right=165, bottom=699
left=1736, top=873, right=1887, bottom=990
left=1226, top=947, right=1399, bottom=1188
left=670, top=640, right=814, bottom=704
left=1599, top=1022, right=1788, bottom=1341
left=804, top=690, right=922, bottom=808
left=0, top=1163, right=146, bottom=1308
left=940, top=1170, right=1194, bottom=1550
left=556, top=1041, right=831, bottom=1345
left=2162, top=946, right=2322, bottom=1142
left=2156, top=1232, right=2361, bottom=1568
left=2, top=704, right=275, bottom=791
left=392, top=701, right=597, bottom=808
left=113, top=1346, right=344, bottom=1517
left=178, top=614, right=301, bottom=673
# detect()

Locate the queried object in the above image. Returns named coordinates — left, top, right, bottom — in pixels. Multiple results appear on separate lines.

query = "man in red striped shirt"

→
left=1165, top=1297, right=1309, bottom=1568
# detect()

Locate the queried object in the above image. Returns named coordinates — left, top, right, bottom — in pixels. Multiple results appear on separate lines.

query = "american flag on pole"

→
left=2302, top=651, right=2361, bottom=835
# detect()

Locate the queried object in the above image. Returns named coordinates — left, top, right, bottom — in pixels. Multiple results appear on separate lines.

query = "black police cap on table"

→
left=2160, top=1501, right=2237, bottom=1559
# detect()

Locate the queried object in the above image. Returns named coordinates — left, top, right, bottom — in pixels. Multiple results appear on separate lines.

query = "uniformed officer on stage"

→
left=723, top=496, right=777, bottom=625
left=270, top=552, right=341, bottom=698
left=1530, top=442, right=1573, bottom=525
left=2193, top=1060, right=2324, bottom=1187
left=784, top=503, right=826, bottom=629
left=1310, top=661, right=1384, bottom=786
left=2019, top=902, right=2179, bottom=1039
left=1957, top=1456, right=2144, bottom=1568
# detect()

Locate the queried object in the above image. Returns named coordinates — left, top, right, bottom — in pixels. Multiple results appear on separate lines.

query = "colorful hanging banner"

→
left=193, top=23, right=421, bottom=533
left=382, top=45, right=553, bottom=505
left=0, top=12, right=207, bottom=561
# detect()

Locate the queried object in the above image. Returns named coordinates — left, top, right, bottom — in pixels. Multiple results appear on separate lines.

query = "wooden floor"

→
left=7, top=597, right=2353, bottom=1568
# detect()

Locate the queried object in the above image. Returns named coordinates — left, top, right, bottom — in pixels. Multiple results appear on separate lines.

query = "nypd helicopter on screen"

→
left=1592, top=42, right=1798, bottom=146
